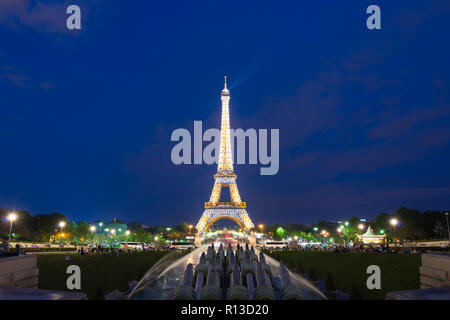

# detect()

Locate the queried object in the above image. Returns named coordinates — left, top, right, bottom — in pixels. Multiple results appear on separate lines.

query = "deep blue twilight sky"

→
left=1, top=1, right=449, bottom=226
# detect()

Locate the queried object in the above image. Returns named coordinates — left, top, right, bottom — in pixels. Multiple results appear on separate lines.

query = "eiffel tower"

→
left=195, top=77, right=255, bottom=234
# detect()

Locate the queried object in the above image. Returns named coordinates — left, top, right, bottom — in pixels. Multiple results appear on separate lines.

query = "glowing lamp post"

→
left=358, top=224, right=364, bottom=231
left=56, top=221, right=66, bottom=249
left=337, top=227, right=343, bottom=245
left=188, top=224, right=193, bottom=235
left=7, top=212, right=17, bottom=251
left=390, top=218, right=398, bottom=242
left=321, top=230, right=327, bottom=243
left=445, top=212, right=450, bottom=241
left=98, top=222, right=103, bottom=245
left=90, top=226, right=96, bottom=245
left=110, top=229, right=116, bottom=247
left=125, top=230, right=130, bottom=244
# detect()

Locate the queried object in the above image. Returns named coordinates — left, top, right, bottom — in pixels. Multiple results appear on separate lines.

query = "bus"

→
left=170, top=241, right=196, bottom=250
left=262, top=241, right=288, bottom=250
left=118, top=242, right=144, bottom=250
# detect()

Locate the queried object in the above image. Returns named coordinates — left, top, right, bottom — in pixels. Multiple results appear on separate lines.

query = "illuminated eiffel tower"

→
left=195, top=77, right=255, bottom=234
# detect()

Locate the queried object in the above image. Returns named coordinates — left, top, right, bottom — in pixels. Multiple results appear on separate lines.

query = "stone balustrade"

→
left=420, top=253, right=450, bottom=289
left=0, top=255, right=39, bottom=288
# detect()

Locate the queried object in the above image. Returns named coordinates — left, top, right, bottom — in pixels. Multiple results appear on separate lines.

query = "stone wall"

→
left=0, top=255, right=39, bottom=288
left=420, top=253, right=450, bottom=289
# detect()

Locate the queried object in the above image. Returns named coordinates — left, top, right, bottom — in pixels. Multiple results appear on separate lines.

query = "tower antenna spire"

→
left=224, top=76, right=227, bottom=90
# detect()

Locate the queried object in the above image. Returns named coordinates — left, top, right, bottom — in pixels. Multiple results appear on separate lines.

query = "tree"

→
left=433, top=220, right=447, bottom=239
left=128, top=222, right=143, bottom=231
left=132, top=228, right=148, bottom=242
left=74, top=221, right=91, bottom=242
left=175, top=222, right=189, bottom=234
left=32, top=212, right=67, bottom=242
left=0, top=209, right=33, bottom=240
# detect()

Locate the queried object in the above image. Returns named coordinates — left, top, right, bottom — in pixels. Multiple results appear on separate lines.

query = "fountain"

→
left=128, top=243, right=326, bottom=300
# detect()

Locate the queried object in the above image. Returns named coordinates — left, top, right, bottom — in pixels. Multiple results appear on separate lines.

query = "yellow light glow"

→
left=7, top=212, right=17, bottom=221
left=390, top=218, right=398, bottom=226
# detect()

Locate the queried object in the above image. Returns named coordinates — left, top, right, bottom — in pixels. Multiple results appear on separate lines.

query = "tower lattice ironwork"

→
left=195, top=77, right=255, bottom=234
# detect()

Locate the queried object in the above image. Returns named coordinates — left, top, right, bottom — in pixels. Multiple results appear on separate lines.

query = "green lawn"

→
left=269, top=251, right=421, bottom=299
left=37, top=251, right=169, bottom=299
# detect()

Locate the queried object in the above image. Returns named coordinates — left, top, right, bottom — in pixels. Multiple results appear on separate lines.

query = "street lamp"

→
left=98, top=222, right=103, bottom=245
left=110, top=229, right=116, bottom=247
left=7, top=212, right=17, bottom=252
left=125, top=230, right=130, bottom=244
left=337, top=227, right=343, bottom=245
left=90, top=226, right=96, bottom=245
left=390, top=218, right=398, bottom=242
left=358, top=224, right=364, bottom=231
left=188, top=224, right=193, bottom=235
left=58, top=221, right=66, bottom=249
left=321, top=230, right=327, bottom=243
left=445, top=212, right=450, bottom=241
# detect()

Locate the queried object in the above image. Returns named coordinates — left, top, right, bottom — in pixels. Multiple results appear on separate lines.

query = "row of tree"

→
left=261, top=207, right=449, bottom=242
left=1, top=207, right=448, bottom=243
left=0, top=209, right=195, bottom=244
